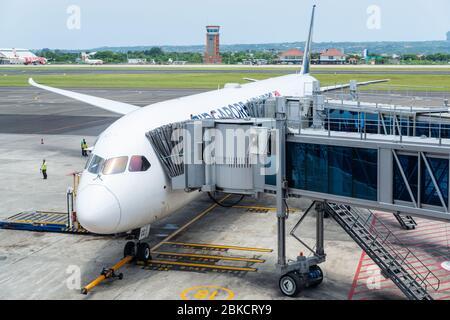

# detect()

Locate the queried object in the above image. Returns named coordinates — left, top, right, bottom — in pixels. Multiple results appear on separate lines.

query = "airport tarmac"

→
left=1, top=86, right=449, bottom=300
left=0, top=87, right=205, bottom=136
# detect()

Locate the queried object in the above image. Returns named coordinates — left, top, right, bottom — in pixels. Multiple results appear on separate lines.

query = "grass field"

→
left=0, top=71, right=449, bottom=91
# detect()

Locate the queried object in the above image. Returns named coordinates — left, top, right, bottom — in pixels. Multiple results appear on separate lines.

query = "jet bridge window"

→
left=129, top=155, right=151, bottom=172
left=103, top=156, right=128, bottom=175
left=88, top=155, right=105, bottom=174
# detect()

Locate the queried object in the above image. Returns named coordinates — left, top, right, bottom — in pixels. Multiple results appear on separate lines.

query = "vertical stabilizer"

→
left=300, top=5, right=316, bottom=75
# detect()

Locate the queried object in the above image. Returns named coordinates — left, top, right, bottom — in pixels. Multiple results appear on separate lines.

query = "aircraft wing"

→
left=320, top=79, right=390, bottom=93
left=29, top=78, right=140, bottom=116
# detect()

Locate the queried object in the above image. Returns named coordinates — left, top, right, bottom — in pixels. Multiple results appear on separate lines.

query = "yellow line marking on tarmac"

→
left=163, top=241, right=273, bottom=253
left=233, top=205, right=299, bottom=213
left=143, top=260, right=257, bottom=272
left=153, top=251, right=265, bottom=263
left=180, top=285, right=235, bottom=300
left=151, top=195, right=231, bottom=252
left=12, top=219, right=67, bottom=225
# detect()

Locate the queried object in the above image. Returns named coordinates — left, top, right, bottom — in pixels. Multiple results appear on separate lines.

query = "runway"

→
left=2, top=68, right=450, bottom=75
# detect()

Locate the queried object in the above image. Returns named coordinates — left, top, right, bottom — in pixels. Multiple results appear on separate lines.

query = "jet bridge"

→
left=147, top=87, right=450, bottom=299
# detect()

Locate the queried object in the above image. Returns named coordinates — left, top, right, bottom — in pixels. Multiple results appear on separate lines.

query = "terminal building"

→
left=203, top=26, right=222, bottom=64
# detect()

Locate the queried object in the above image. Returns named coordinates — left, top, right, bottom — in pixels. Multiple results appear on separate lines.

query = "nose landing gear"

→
left=124, top=241, right=136, bottom=257
left=124, top=241, right=152, bottom=263
left=124, top=224, right=153, bottom=263
left=137, top=242, right=152, bottom=262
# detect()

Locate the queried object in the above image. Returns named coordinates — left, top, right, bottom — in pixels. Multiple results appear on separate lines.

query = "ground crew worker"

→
left=81, top=139, right=88, bottom=157
left=40, top=160, right=47, bottom=180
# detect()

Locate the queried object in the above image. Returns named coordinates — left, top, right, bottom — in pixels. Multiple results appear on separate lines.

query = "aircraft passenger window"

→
left=88, top=155, right=105, bottom=174
left=103, top=156, right=128, bottom=175
left=129, top=156, right=151, bottom=172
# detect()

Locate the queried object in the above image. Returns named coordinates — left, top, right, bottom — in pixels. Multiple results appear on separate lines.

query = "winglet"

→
left=300, top=5, right=316, bottom=75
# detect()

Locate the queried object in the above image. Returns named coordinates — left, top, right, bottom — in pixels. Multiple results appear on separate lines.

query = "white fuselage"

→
left=81, top=53, right=104, bottom=65
left=83, top=58, right=103, bottom=65
left=76, top=73, right=318, bottom=234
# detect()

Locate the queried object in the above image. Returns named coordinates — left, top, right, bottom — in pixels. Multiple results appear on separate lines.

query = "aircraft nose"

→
left=76, top=185, right=121, bottom=234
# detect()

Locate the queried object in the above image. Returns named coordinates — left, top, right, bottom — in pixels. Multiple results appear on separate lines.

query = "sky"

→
left=1, top=0, right=449, bottom=49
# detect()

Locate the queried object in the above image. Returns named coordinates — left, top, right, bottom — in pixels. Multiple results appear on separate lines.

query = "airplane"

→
left=8, top=48, right=47, bottom=65
left=29, top=5, right=388, bottom=262
left=80, top=52, right=104, bottom=65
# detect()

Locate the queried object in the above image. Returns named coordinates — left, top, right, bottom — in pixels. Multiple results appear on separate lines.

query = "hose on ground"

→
left=208, top=192, right=245, bottom=208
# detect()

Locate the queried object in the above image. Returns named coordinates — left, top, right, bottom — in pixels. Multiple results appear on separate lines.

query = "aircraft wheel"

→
left=279, top=272, right=302, bottom=297
left=137, top=242, right=152, bottom=262
left=124, top=241, right=136, bottom=258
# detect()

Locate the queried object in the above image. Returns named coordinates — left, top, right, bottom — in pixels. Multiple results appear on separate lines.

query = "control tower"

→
left=204, top=26, right=222, bottom=64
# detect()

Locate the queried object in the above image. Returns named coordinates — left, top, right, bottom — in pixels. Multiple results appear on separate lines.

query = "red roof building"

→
left=278, top=49, right=304, bottom=64
left=320, top=48, right=346, bottom=64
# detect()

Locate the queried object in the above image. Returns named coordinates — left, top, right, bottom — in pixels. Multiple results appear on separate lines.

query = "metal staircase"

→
left=325, top=202, right=440, bottom=300
left=393, top=213, right=418, bottom=230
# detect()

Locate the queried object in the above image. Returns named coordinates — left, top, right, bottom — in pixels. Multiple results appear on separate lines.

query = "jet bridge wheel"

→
left=137, top=242, right=152, bottom=262
left=279, top=272, right=303, bottom=297
left=307, top=265, right=323, bottom=288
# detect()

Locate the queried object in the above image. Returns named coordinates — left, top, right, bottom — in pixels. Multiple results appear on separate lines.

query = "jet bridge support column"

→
left=275, top=97, right=324, bottom=297
left=276, top=108, right=288, bottom=267
left=315, top=203, right=325, bottom=257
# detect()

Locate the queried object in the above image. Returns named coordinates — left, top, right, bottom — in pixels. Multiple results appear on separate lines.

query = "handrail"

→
left=327, top=203, right=440, bottom=293
left=364, top=208, right=440, bottom=291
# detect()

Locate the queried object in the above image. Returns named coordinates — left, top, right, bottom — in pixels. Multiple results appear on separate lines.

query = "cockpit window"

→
left=88, top=155, right=105, bottom=174
left=84, top=153, right=93, bottom=170
left=103, top=156, right=128, bottom=175
left=129, top=156, right=151, bottom=172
